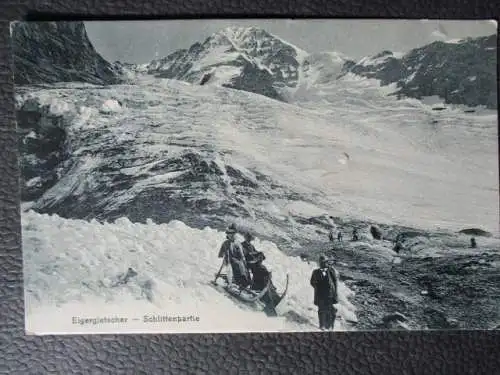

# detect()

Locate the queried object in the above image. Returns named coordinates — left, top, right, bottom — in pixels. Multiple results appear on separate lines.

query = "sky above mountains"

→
left=84, top=19, right=497, bottom=64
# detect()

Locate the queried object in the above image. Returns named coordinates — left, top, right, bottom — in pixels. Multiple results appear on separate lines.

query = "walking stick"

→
left=213, top=248, right=230, bottom=285
left=213, top=259, right=225, bottom=284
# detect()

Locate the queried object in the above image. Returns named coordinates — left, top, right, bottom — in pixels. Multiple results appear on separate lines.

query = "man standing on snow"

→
left=352, top=228, right=359, bottom=241
left=218, top=224, right=250, bottom=288
left=310, top=254, right=339, bottom=330
left=470, top=237, right=477, bottom=248
left=328, top=230, right=335, bottom=243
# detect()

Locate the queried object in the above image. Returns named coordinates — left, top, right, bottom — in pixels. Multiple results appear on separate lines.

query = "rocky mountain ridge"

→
left=12, top=21, right=121, bottom=86
left=340, top=35, right=497, bottom=109
left=146, top=27, right=496, bottom=108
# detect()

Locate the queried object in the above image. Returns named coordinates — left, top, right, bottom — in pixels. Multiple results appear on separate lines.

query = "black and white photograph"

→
left=14, top=19, right=498, bottom=334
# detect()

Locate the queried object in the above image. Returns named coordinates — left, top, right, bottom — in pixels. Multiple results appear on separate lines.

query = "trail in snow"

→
left=23, top=210, right=357, bottom=334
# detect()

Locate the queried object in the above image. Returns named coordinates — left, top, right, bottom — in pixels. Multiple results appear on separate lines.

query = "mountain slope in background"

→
left=340, top=35, right=497, bottom=109
left=145, top=27, right=496, bottom=109
left=12, top=21, right=121, bottom=85
left=146, top=26, right=314, bottom=100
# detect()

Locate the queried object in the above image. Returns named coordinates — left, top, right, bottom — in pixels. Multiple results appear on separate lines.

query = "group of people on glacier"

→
left=217, top=223, right=271, bottom=291
left=216, top=223, right=282, bottom=315
left=217, top=223, right=339, bottom=330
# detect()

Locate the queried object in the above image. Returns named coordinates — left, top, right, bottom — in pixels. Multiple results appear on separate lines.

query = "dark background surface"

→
left=0, top=0, right=499, bottom=374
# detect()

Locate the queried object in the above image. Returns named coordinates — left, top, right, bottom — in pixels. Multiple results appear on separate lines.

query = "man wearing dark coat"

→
left=218, top=224, right=250, bottom=288
left=310, top=254, right=339, bottom=330
left=470, top=237, right=477, bottom=248
left=241, top=232, right=261, bottom=263
left=328, top=230, right=335, bottom=243
left=242, top=232, right=271, bottom=290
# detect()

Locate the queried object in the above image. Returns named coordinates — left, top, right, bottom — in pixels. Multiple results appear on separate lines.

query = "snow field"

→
left=23, top=210, right=357, bottom=334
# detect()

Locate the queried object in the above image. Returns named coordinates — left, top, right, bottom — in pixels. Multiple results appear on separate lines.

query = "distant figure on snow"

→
left=370, top=225, right=383, bottom=240
left=310, top=254, right=339, bottom=330
left=470, top=237, right=477, bottom=249
left=337, top=231, right=343, bottom=243
left=352, top=229, right=359, bottom=242
left=393, top=240, right=403, bottom=254
left=218, top=224, right=250, bottom=288
left=329, top=230, right=335, bottom=243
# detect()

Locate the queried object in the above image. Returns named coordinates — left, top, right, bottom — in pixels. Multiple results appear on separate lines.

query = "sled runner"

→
left=213, top=274, right=272, bottom=302
left=210, top=274, right=271, bottom=313
left=260, top=273, right=289, bottom=317
left=211, top=271, right=289, bottom=316
left=274, top=273, right=289, bottom=307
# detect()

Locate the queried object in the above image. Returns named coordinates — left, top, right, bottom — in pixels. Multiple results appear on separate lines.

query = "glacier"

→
left=18, top=75, right=499, bottom=236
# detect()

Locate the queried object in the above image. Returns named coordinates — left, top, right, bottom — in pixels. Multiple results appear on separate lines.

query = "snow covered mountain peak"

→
left=208, top=26, right=307, bottom=60
left=356, top=50, right=404, bottom=67
left=144, top=28, right=496, bottom=108
left=146, top=26, right=315, bottom=100
left=211, top=26, right=270, bottom=44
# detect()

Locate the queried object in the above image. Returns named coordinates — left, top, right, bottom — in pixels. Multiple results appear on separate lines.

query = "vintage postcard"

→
left=14, top=19, right=498, bottom=334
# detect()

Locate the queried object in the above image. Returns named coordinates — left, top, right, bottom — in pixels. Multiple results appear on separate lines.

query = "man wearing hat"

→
left=310, top=254, right=339, bottom=330
left=241, top=231, right=281, bottom=316
left=241, top=231, right=266, bottom=286
left=217, top=224, right=250, bottom=288
left=242, top=231, right=265, bottom=264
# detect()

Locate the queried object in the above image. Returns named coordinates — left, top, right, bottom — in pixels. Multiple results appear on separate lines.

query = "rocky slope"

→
left=340, top=35, right=497, bottom=109
left=290, top=214, right=500, bottom=330
left=15, top=79, right=320, bottom=246
left=12, top=21, right=121, bottom=85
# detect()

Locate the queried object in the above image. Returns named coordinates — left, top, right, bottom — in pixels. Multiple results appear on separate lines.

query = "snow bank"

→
left=100, top=99, right=123, bottom=114
left=48, top=98, right=75, bottom=116
left=23, top=211, right=357, bottom=334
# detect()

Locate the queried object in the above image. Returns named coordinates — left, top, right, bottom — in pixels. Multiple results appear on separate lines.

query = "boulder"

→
left=382, top=312, right=409, bottom=324
left=446, top=318, right=460, bottom=328
left=380, top=312, right=411, bottom=330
